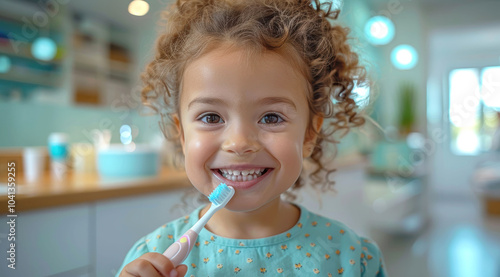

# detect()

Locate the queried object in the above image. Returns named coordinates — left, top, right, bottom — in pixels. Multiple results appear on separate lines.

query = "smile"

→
left=212, top=167, right=273, bottom=189
left=218, top=168, right=269, bottom=182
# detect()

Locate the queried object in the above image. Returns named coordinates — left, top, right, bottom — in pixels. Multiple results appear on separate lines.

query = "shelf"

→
left=0, top=39, right=63, bottom=65
left=109, top=60, right=130, bottom=72
left=0, top=2, right=62, bottom=31
left=108, top=60, right=131, bottom=81
left=0, top=70, right=61, bottom=87
left=73, top=50, right=107, bottom=71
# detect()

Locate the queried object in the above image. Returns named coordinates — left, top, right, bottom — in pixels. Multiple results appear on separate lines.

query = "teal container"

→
left=48, top=133, right=68, bottom=161
left=97, top=144, right=160, bottom=178
left=49, top=144, right=68, bottom=160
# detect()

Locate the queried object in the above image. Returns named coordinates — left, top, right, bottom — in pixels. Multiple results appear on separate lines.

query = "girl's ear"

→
left=303, top=115, right=324, bottom=158
left=173, top=114, right=185, bottom=155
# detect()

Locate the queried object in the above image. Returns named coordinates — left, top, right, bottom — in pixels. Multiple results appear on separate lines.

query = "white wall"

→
left=425, top=2, right=500, bottom=195
left=370, top=0, right=500, bottom=195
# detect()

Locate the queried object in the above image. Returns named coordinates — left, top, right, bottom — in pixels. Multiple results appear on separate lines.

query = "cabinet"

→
left=0, top=204, right=92, bottom=277
left=0, top=188, right=189, bottom=277
left=0, top=1, right=134, bottom=107
left=71, top=15, right=133, bottom=107
left=0, top=1, right=65, bottom=94
left=95, top=189, right=188, bottom=276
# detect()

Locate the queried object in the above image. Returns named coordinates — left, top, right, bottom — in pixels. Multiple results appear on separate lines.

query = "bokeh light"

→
left=391, top=44, right=418, bottom=70
left=128, top=0, right=149, bottom=16
left=31, top=37, right=57, bottom=61
left=0, top=55, right=12, bottom=73
left=120, top=124, right=133, bottom=145
left=364, top=16, right=395, bottom=45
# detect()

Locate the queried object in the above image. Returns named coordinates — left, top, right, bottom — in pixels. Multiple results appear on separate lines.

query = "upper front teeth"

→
left=220, top=169, right=264, bottom=176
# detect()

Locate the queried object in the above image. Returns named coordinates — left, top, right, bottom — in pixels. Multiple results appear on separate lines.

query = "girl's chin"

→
left=220, top=198, right=259, bottom=213
left=222, top=195, right=281, bottom=213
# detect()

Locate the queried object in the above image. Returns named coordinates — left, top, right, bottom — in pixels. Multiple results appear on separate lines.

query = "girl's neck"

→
left=200, top=199, right=300, bottom=239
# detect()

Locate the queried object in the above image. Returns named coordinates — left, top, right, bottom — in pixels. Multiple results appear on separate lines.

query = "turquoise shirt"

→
left=117, top=204, right=387, bottom=276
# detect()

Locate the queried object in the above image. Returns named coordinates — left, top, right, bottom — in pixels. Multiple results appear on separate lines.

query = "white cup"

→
left=23, top=147, right=47, bottom=183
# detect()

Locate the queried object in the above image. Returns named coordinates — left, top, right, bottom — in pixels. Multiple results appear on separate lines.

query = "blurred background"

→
left=0, top=0, right=499, bottom=276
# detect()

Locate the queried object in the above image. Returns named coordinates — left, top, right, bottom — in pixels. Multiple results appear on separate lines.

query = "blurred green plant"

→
left=399, top=82, right=416, bottom=136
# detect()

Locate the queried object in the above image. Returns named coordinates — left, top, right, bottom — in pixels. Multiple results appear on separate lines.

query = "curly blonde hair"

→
left=141, top=0, right=367, bottom=201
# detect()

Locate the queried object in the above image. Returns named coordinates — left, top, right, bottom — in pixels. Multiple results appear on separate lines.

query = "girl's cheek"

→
left=184, top=128, right=204, bottom=150
left=191, top=139, right=204, bottom=151
left=270, top=139, right=303, bottom=165
left=185, top=133, right=218, bottom=163
left=185, top=139, right=205, bottom=160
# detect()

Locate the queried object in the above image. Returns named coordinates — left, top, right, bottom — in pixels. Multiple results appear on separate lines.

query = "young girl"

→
left=117, top=0, right=386, bottom=276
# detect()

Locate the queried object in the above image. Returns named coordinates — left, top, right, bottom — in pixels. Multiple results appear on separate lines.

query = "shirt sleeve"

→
left=115, top=236, right=149, bottom=277
left=360, top=237, right=388, bottom=277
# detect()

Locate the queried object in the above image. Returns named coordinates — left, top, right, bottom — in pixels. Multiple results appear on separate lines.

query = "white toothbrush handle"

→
left=163, top=229, right=198, bottom=267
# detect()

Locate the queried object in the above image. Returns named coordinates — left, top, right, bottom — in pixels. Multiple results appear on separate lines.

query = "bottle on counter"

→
left=48, top=132, right=69, bottom=180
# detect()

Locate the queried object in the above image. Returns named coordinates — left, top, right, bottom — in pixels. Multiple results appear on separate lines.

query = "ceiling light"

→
left=391, top=44, right=418, bottom=70
left=364, top=16, right=395, bottom=46
left=128, top=0, right=149, bottom=16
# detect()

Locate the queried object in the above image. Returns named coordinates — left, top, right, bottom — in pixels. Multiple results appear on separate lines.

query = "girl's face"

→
left=176, top=46, right=320, bottom=212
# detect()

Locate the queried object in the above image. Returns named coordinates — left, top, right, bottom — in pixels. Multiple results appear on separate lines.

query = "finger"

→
left=141, top=252, right=176, bottom=276
left=122, top=257, right=163, bottom=277
left=176, top=264, right=188, bottom=277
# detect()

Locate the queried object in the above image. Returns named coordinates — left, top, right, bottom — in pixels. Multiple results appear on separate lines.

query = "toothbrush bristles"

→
left=208, top=183, right=234, bottom=205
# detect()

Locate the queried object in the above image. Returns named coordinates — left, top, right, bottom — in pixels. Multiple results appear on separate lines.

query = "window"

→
left=449, top=66, right=500, bottom=155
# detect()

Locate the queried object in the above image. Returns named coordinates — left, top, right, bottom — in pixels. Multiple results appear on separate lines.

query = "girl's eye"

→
left=200, top=114, right=224, bottom=124
left=260, top=113, right=284, bottom=124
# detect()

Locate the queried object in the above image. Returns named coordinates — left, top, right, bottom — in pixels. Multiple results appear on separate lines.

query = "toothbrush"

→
left=163, top=183, right=235, bottom=267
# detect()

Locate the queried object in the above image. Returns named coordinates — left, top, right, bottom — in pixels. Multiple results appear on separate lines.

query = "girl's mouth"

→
left=218, top=168, right=269, bottom=182
left=211, top=168, right=272, bottom=189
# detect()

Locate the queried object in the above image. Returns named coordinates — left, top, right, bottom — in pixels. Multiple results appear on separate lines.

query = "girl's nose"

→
left=221, top=124, right=262, bottom=156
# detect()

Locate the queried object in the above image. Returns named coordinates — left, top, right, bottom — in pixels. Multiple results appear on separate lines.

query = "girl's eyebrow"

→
left=188, top=97, right=228, bottom=110
left=258, top=97, right=297, bottom=112
left=188, top=96, right=297, bottom=111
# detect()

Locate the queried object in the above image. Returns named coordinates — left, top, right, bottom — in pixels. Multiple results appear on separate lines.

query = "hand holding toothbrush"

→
left=119, top=184, right=234, bottom=276
left=119, top=252, right=187, bottom=277
left=163, top=183, right=235, bottom=266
